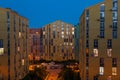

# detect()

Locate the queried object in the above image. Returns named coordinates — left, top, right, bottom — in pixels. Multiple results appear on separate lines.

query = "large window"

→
left=100, top=4, right=105, bottom=38
left=0, top=39, right=4, bottom=55
left=112, top=0, right=118, bottom=38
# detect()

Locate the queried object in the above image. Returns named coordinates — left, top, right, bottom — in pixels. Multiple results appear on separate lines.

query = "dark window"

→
left=107, top=39, right=112, bottom=48
left=86, top=40, right=89, bottom=48
left=100, top=58, right=104, bottom=67
left=100, top=31, right=104, bottom=38
left=86, top=9, right=89, bottom=17
left=86, top=57, right=89, bottom=66
left=94, top=39, right=98, bottom=48
left=112, top=58, right=117, bottom=67
left=53, top=46, right=56, bottom=53
left=0, top=39, right=3, bottom=48
left=7, top=11, right=10, bottom=19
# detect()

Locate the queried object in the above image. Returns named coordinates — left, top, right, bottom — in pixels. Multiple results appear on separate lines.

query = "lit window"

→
left=0, top=48, right=4, bottom=55
left=100, top=67, right=104, bottom=75
left=72, top=27, right=74, bottom=31
left=18, top=47, right=20, bottom=51
left=61, top=32, right=64, bottom=34
left=112, top=67, right=117, bottom=75
left=22, top=59, right=25, bottom=65
left=72, top=32, right=74, bottom=35
left=0, top=39, right=4, bottom=55
left=61, top=35, right=64, bottom=38
left=19, top=32, right=22, bottom=38
left=93, top=49, right=98, bottom=57
left=66, top=42, right=68, bottom=45
left=43, top=31, right=45, bottom=35
left=70, top=43, right=73, bottom=46
left=66, top=32, right=69, bottom=35
left=62, top=28, right=64, bottom=31
left=36, top=32, right=38, bottom=34
left=107, top=49, right=112, bottom=57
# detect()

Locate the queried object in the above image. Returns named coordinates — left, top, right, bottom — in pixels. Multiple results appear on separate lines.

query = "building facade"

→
left=74, top=24, right=80, bottom=61
left=29, top=28, right=43, bottom=62
left=42, top=20, right=75, bottom=61
left=80, top=0, right=120, bottom=80
left=0, top=8, right=29, bottom=80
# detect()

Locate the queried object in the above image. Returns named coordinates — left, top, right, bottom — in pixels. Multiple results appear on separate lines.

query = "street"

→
left=45, top=65, right=62, bottom=80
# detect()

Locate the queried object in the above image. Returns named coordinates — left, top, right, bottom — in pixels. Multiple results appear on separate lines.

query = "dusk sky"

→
left=0, top=0, right=103, bottom=28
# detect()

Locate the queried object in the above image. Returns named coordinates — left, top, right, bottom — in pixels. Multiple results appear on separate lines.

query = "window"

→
left=86, top=9, right=89, bottom=17
left=112, top=67, right=117, bottom=75
left=72, top=32, right=74, bottom=35
left=100, top=58, right=104, bottom=67
left=7, top=11, right=10, bottom=21
left=113, top=12, right=117, bottom=20
left=86, top=40, right=89, bottom=48
left=0, top=48, right=4, bottom=55
left=70, top=43, right=73, bottom=46
left=22, top=59, right=25, bottom=65
left=94, top=39, right=98, bottom=48
left=100, top=22, right=104, bottom=30
left=100, top=4, right=105, bottom=38
left=100, top=67, right=104, bottom=75
left=100, top=4, right=105, bottom=12
left=19, top=32, right=22, bottom=38
left=61, top=46, right=64, bottom=53
left=107, top=49, right=112, bottom=57
left=100, top=58, right=104, bottom=75
left=112, top=58, right=117, bottom=67
left=107, top=39, right=112, bottom=48
left=100, top=31, right=104, bottom=38
left=61, top=35, right=64, bottom=38
left=7, top=23, right=10, bottom=32
left=113, top=30, right=117, bottom=38
left=93, top=49, right=98, bottom=57
left=72, top=27, right=74, bottom=31
left=0, top=39, right=4, bottom=55
left=53, top=46, right=56, bottom=53
left=61, top=32, right=64, bottom=34
left=113, top=0, right=118, bottom=11
left=43, top=31, right=45, bottom=35
left=112, top=0, right=118, bottom=39
left=18, top=47, right=20, bottom=52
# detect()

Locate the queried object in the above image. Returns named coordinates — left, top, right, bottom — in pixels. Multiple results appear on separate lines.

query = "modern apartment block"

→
left=80, top=0, right=120, bottom=80
left=42, top=20, right=75, bottom=61
left=29, top=28, right=43, bottom=62
left=0, top=8, right=29, bottom=80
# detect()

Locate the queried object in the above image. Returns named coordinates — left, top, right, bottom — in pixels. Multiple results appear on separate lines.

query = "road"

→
left=45, top=65, right=62, bottom=80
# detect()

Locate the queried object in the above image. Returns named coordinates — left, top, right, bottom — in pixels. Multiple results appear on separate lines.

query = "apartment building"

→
left=29, top=28, right=43, bottom=62
left=0, top=8, right=29, bottom=80
left=42, top=20, right=75, bottom=61
left=80, top=0, right=120, bottom=80
left=74, top=24, right=80, bottom=61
